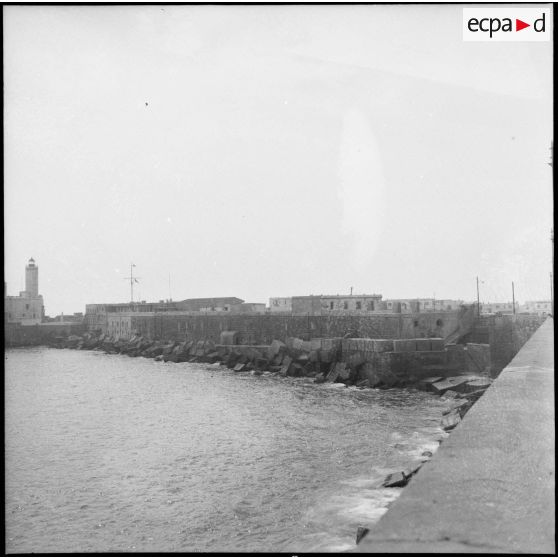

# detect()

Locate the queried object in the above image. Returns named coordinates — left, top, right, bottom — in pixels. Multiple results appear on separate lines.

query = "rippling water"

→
left=5, top=348, right=448, bottom=553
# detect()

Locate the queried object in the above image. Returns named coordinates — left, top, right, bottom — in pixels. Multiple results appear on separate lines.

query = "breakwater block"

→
left=279, top=356, right=292, bottom=376
left=442, top=399, right=468, bottom=415
left=268, top=339, right=285, bottom=358
left=233, top=363, right=245, bottom=372
left=347, top=352, right=365, bottom=369
left=462, top=378, right=492, bottom=392
left=325, top=362, right=339, bottom=382
left=431, top=375, right=477, bottom=394
left=382, top=471, right=408, bottom=488
left=356, top=527, right=369, bottom=544
left=403, top=460, right=425, bottom=478
left=441, top=410, right=461, bottom=431
left=417, top=376, right=443, bottom=390
left=336, top=362, right=350, bottom=381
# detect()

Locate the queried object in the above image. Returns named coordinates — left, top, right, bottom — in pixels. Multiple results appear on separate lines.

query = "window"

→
left=367, top=301, right=374, bottom=310
left=330, top=301, right=334, bottom=310
left=356, top=301, right=362, bottom=310
left=26, top=304, right=29, bottom=310
left=343, top=301, right=348, bottom=310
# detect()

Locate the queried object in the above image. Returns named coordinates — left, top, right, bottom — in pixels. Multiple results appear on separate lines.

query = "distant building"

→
left=4, top=258, right=45, bottom=325
left=291, top=294, right=383, bottom=315
left=85, top=301, right=178, bottom=332
left=383, top=298, right=464, bottom=312
left=175, top=297, right=244, bottom=312
left=320, top=294, right=383, bottom=312
left=269, top=297, right=292, bottom=313
left=520, top=300, right=552, bottom=315
left=481, top=302, right=519, bottom=315
left=230, top=302, right=266, bottom=314
left=86, top=297, right=247, bottom=333
left=56, top=312, right=84, bottom=323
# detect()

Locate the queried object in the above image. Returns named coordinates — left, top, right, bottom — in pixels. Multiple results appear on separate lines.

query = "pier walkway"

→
left=359, top=317, right=554, bottom=554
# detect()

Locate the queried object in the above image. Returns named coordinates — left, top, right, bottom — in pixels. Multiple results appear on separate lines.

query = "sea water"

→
left=5, top=348, right=447, bottom=553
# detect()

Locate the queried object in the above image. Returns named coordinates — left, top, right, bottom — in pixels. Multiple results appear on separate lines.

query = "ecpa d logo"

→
left=463, top=8, right=550, bottom=41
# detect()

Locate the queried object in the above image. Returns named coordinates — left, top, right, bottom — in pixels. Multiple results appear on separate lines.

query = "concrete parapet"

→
left=430, top=337, right=445, bottom=351
left=358, top=317, right=554, bottom=554
left=373, top=339, right=394, bottom=352
left=415, top=338, right=431, bottom=351
left=393, top=339, right=417, bottom=352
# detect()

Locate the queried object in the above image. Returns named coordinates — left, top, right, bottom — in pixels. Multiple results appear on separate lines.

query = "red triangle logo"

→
left=516, top=19, right=530, bottom=31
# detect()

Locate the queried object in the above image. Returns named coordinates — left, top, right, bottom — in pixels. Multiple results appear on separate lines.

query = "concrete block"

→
left=347, top=352, right=366, bottom=369
left=319, top=349, right=334, bottom=363
left=325, top=362, right=339, bottom=382
left=415, top=339, right=432, bottom=352
left=382, top=471, right=407, bottom=488
left=373, top=339, right=394, bottom=353
left=309, top=338, right=322, bottom=351
left=441, top=411, right=461, bottom=431
left=336, top=362, right=350, bottom=380
left=301, top=340, right=312, bottom=352
left=279, top=356, right=292, bottom=376
left=393, top=339, right=417, bottom=352
left=432, top=376, right=477, bottom=395
left=430, top=338, right=445, bottom=351
left=268, top=339, right=285, bottom=358
left=292, top=338, right=304, bottom=350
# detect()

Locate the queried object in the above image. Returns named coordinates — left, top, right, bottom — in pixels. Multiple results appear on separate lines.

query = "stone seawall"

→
left=124, top=309, right=468, bottom=344
left=467, top=314, right=546, bottom=375
left=5, top=322, right=87, bottom=347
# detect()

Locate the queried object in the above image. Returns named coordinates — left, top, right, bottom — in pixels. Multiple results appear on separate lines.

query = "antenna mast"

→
left=124, top=263, right=140, bottom=303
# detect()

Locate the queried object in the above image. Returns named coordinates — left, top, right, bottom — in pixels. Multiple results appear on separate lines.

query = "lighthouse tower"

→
left=25, top=257, right=39, bottom=297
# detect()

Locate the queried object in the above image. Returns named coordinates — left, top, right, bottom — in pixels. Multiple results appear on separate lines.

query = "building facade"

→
left=480, top=302, right=519, bottom=315
left=383, top=298, right=464, bottom=312
left=290, top=294, right=383, bottom=315
left=4, top=258, right=45, bottom=325
left=175, top=297, right=244, bottom=312
left=520, top=300, right=552, bottom=315
left=269, top=297, right=292, bottom=313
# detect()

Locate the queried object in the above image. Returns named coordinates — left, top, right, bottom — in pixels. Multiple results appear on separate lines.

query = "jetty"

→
left=358, top=317, right=554, bottom=554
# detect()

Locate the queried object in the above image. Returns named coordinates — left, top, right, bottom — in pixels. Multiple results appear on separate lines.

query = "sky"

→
left=4, top=5, right=553, bottom=315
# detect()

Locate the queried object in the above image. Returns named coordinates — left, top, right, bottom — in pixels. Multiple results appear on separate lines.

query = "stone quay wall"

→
left=125, top=308, right=469, bottom=345
left=5, top=322, right=87, bottom=347
left=469, top=313, right=547, bottom=374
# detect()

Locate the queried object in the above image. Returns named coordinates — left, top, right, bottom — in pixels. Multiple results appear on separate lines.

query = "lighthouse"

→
left=25, top=257, right=39, bottom=297
left=5, top=258, right=45, bottom=325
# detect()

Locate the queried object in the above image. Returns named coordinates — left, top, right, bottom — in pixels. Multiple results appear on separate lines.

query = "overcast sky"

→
left=4, top=5, right=553, bottom=315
